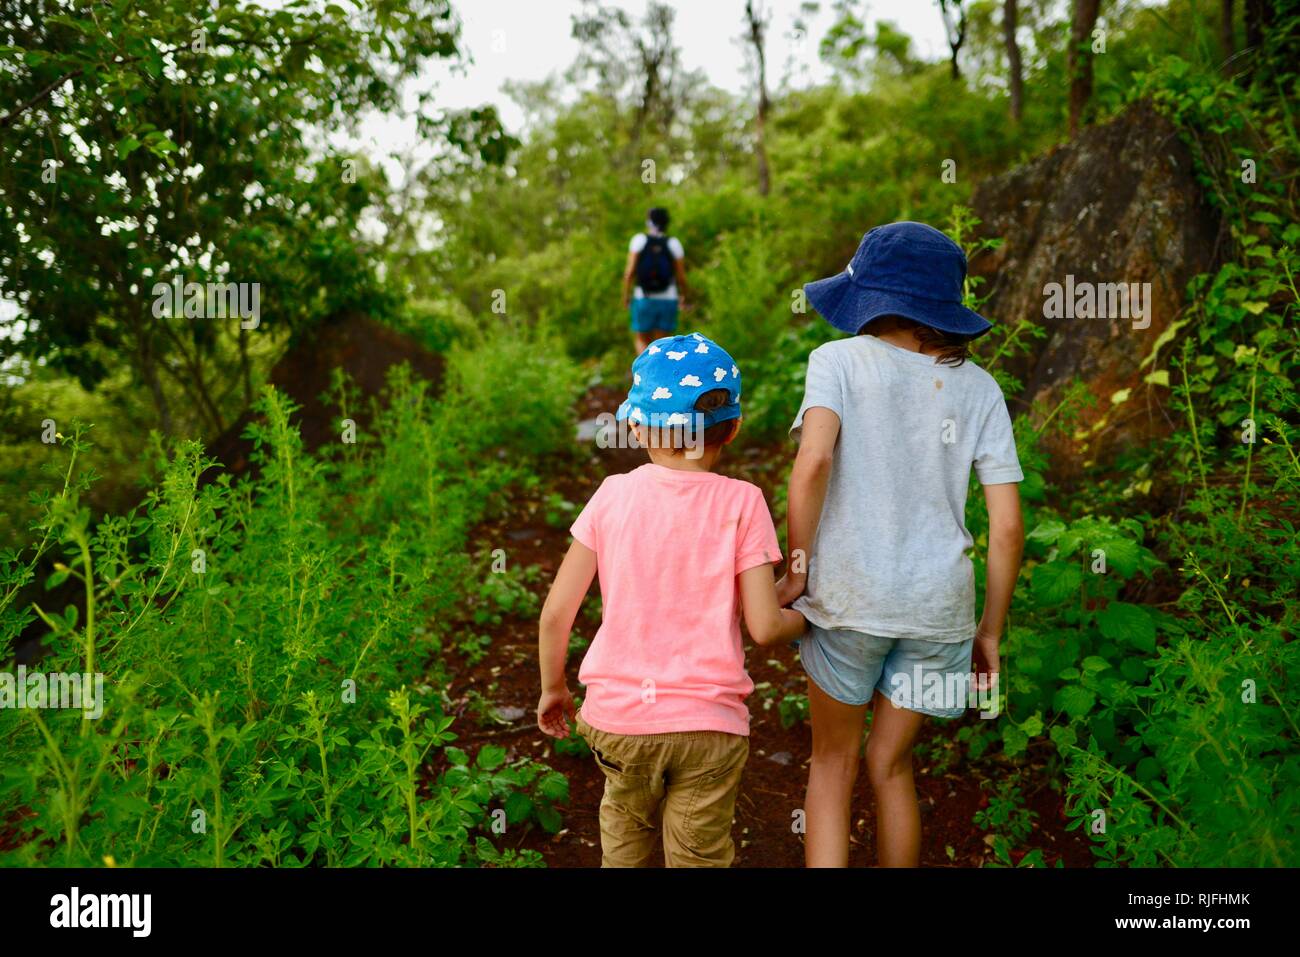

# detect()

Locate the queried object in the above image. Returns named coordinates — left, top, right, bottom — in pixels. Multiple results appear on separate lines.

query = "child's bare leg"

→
left=865, top=692, right=926, bottom=867
left=804, top=679, right=869, bottom=867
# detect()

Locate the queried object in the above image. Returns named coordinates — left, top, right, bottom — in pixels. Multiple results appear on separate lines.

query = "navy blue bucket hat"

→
left=804, top=221, right=992, bottom=338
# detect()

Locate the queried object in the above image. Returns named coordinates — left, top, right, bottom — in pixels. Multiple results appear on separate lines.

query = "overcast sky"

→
left=432, top=0, right=952, bottom=129
left=351, top=0, right=953, bottom=183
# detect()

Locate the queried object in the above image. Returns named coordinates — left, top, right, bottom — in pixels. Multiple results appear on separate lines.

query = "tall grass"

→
left=0, top=328, right=581, bottom=866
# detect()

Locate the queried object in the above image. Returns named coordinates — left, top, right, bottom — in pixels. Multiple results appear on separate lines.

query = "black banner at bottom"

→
left=0, top=865, right=1277, bottom=942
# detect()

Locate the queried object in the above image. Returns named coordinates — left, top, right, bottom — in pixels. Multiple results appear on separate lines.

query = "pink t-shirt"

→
left=570, top=463, right=781, bottom=736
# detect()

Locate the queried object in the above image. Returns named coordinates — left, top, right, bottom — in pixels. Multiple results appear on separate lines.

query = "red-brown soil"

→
left=446, top=385, right=1094, bottom=868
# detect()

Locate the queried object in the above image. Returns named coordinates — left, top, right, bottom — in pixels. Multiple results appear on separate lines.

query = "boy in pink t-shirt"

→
left=536, top=333, right=806, bottom=867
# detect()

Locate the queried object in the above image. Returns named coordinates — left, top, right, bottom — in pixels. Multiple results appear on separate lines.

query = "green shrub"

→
left=442, top=324, right=584, bottom=459
left=0, top=335, right=579, bottom=866
left=956, top=47, right=1300, bottom=866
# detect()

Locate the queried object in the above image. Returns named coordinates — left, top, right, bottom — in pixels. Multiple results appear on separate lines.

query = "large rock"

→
left=970, top=99, right=1221, bottom=475
left=205, top=311, right=443, bottom=477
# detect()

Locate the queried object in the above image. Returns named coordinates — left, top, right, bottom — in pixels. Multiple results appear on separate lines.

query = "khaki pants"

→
left=575, top=712, right=749, bottom=868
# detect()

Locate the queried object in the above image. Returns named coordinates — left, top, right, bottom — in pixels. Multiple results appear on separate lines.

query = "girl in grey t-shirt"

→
left=778, top=221, right=1026, bottom=868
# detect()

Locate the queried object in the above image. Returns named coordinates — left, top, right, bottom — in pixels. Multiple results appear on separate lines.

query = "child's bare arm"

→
left=621, top=251, right=638, bottom=307
left=739, top=563, right=807, bottom=647
left=979, top=483, right=1024, bottom=637
left=778, top=406, right=841, bottom=605
left=974, top=482, right=1024, bottom=683
left=536, top=540, right=598, bottom=737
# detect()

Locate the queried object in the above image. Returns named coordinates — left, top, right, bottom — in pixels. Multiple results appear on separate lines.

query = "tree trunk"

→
left=630, top=40, right=663, bottom=151
left=138, top=339, right=173, bottom=437
left=1068, top=0, right=1102, bottom=136
left=1004, top=0, right=1024, bottom=122
left=1243, top=0, right=1285, bottom=80
left=939, top=0, right=968, bottom=81
left=239, top=324, right=253, bottom=407
left=1221, top=0, right=1235, bottom=62
left=159, top=322, right=227, bottom=435
left=1244, top=0, right=1266, bottom=53
left=745, top=0, right=771, bottom=196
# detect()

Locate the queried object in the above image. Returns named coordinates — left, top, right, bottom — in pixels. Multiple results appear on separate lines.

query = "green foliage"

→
left=955, top=19, right=1300, bottom=866
left=5, top=0, right=1297, bottom=872
left=0, top=0, right=521, bottom=461
left=0, top=331, right=581, bottom=866
left=1058, top=21, right=1299, bottom=867
left=974, top=778, right=1042, bottom=867
left=468, top=559, right=543, bottom=630
left=444, top=744, right=569, bottom=836
left=777, top=692, right=810, bottom=730
left=0, top=1, right=473, bottom=435
left=442, top=324, right=585, bottom=459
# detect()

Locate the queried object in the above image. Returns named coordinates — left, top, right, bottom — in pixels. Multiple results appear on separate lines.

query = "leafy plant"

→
left=0, top=333, right=580, bottom=867
left=974, top=778, right=1040, bottom=866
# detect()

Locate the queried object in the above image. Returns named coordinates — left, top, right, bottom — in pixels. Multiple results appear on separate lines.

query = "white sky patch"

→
left=340, top=0, right=952, bottom=190
left=422, top=0, right=951, bottom=132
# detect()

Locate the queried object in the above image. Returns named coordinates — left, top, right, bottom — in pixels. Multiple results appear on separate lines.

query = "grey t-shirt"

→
left=790, top=335, right=1023, bottom=642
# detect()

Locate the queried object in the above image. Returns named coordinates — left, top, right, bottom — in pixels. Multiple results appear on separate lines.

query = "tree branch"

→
left=0, top=69, right=82, bottom=130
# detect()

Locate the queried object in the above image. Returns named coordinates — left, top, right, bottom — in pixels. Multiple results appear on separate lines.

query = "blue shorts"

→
left=629, top=297, right=678, bottom=333
left=799, top=624, right=974, bottom=718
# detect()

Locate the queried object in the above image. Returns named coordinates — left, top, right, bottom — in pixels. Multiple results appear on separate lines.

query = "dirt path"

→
left=446, top=385, right=1091, bottom=867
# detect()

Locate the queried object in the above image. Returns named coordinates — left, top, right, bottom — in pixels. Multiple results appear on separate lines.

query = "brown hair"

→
left=860, top=315, right=972, bottom=367
left=639, top=388, right=738, bottom=453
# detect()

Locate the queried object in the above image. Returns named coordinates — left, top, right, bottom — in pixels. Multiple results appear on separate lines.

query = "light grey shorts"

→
left=798, top=624, right=974, bottom=718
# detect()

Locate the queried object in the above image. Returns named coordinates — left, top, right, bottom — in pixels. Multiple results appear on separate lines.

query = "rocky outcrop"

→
left=205, top=311, right=443, bottom=477
left=970, top=99, right=1222, bottom=476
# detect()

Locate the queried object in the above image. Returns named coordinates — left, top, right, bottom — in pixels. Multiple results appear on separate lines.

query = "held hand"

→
left=536, top=686, right=576, bottom=738
left=971, top=627, right=1001, bottom=694
left=775, top=572, right=807, bottom=608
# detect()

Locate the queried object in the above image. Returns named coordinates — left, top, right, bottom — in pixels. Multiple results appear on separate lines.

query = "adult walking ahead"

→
left=622, top=207, right=689, bottom=353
